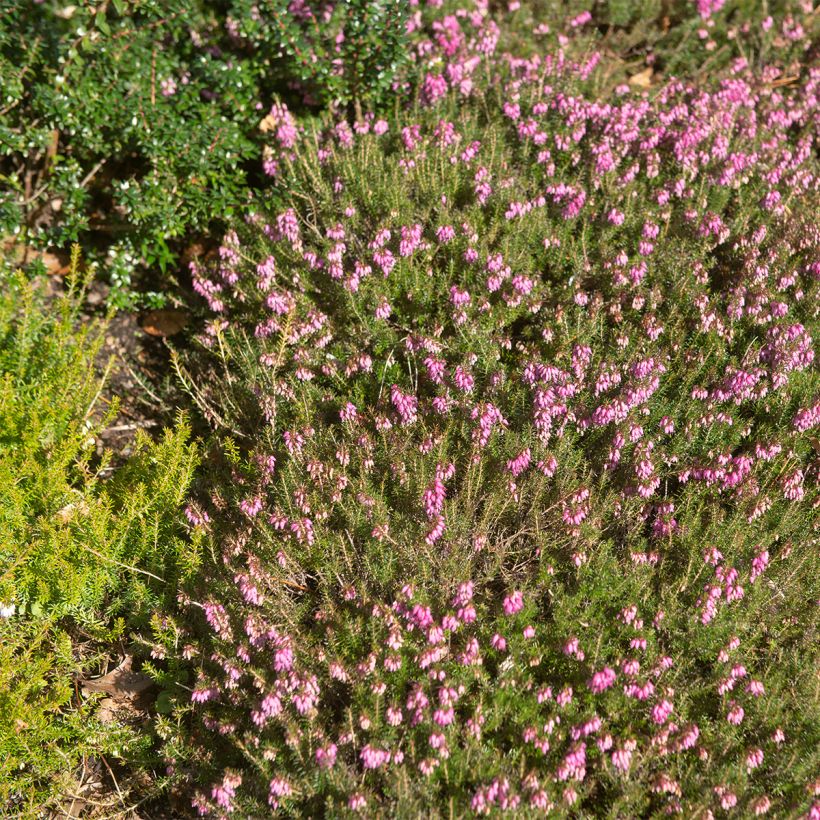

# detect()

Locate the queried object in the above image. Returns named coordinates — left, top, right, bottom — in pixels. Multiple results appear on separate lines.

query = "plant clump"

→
left=159, top=2, right=819, bottom=816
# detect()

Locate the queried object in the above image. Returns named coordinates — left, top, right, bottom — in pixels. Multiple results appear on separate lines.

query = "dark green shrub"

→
left=0, top=0, right=414, bottom=307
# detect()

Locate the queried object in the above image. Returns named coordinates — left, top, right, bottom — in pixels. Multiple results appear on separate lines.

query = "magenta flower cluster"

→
left=174, top=1, right=818, bottom=816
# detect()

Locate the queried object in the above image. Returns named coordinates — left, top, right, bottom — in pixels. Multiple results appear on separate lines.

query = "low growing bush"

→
left=159, top=3, right=819, bottom=816
left=2, top=0, right=808, bottom=306
left=0, top=253, right=200, bottom=809
left=0, top=0, right=415, bottom=305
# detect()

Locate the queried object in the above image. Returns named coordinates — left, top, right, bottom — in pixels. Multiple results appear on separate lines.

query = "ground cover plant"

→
left=0, top=0, right=802, bottom=305
left=0, top=0, right=818, bottom=816
left=153, top=1, right=820, bottom=816
left=0, top=253, right=199, bottom=810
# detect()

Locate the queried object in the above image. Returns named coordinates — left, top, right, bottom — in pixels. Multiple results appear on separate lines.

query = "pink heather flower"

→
left=450, top=285, right=471, bottom=306
left=459, top=637, right=481, bottom=666
left=375, top=298, right=393, bottom=320
left=491, top=633, right=507, bottom=652
left=437, top=225, right=456, bottom=243
left=423, top=476, right=447, bottom=519
left=676, top=723, right=699, bottom=751
left=570, top=716, right=602, bottom=741
left=782, top=469, right=805, bottom=501
left=452, top=581, right=474, bottom=607
left=453, top=365, right=474, bottom=393
left=273, top=646, right=294, bottom=673
left=268, top=777, right=293, bottom=810
left=340, top=402, right=358, bottom=423
left=506, top=447, right=531, bottom=477
left=211, top=772, right=241, bottom=811
left=424, top=355, right=447, bottom=384
left=425, top=515, right=446, bottom=545
left=622, top=659, right=640, bottom=676
left=184, top=504, right=210, bottom=527
left=316, top=743, right=337, bottom=769
left=564, top=637, right=584, bottom=660
left=422, top=72, right=448, bottom=105
left=503, top=590, right=524, bottom=616
left=716, top=787, right=738, bottom=810
left=433, top=708, right=455, bottom=727
left=348, top=793, right=366, bottom=811
left=399, top=223, right=424, bottom=257
left=793, top=402, right=820, bottom=431
left=360, top=744, right=390, bottom=769
left=746, top=748, right=764, bottom=771
left=419, top=758, right=439, bottom=777
left=456, top=605, right=476, bottom=624
left=726, top=701, right=745, bottom=725
left=203, top=602, right=232, bottom=640
left=611, top=745, right=634, bottom=772
left=390, top=384, right=418, bottom=425
left=588, top=667, right=617, bottom=693
left=651, top=699, right=674, bottom=725
left=659, top=416, right=675, bottom=434
left=753, top=796, right=772, bottom=815
left=239, top=495, right=263, bottom=517
left=160, top=76, right=177, bottom=96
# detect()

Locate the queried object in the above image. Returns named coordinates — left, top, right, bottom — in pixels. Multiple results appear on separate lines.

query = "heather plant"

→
left=0, top=255, right=200, bottom=807
left=155, top=2, right=820, bottom=816
left=2, top=0, right=811, bottom=306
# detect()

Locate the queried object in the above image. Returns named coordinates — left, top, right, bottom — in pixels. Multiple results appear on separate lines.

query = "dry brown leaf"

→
left=3, top=243, right=71, bottom=274
left=629, top=67, right=654, bottom=88
left=56, top=498, right=91, bottom=524
left=259, top=113, right=277, bottom=133
left=95, top=697, right=120, bottom=724
left=766, top=74, right=799, bottom=88
left=80, top=655, right=153, bottom=702
left=40, top=250, right=71, bottom=275
left=141, top=308, right=189, bottom=337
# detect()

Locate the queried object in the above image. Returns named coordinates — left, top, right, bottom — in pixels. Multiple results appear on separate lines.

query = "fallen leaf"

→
left=80, top=655, right=153, bottom=702
left=56, top=498, right=91, bottom=524
left=629, top=67, right=654, bottom=88
left=259, top=113, right=277, bottom=133
left=61, top=796, right=90, bottom=818
left=766, top=74, right=799, bottom=88
left=141, top=308, right=189, bottom=337
left=3, top=243, right=72, bottom=274
left=95, top=697, right=119, bottom=724
left=182, top=241, right=205, bottom=264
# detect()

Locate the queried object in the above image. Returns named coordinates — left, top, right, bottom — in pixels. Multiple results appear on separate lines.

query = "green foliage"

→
left=231, top=0, right=411, bottom=112
left=158, top=8, right=819, bottom=812
left=0, top=253, right=199, bottom=807
left=0, top=1, right=414, bottom=306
